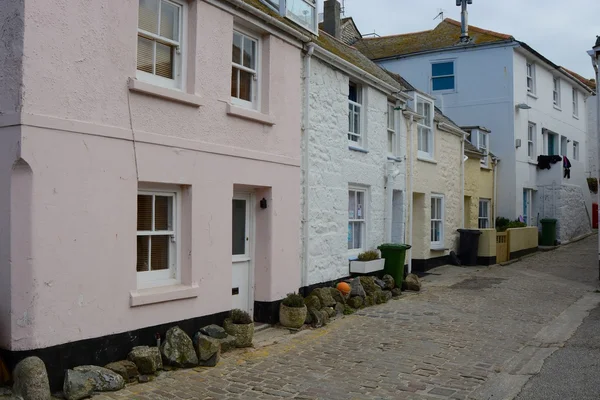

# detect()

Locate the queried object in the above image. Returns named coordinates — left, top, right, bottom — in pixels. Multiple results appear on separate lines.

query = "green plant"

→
left=230, top=309, right=253, bottom=324
left=357, top=249, right=380, bottom=261
left=588, top=177, right=598, bottom=194
left=281, top=293, right=305, bottom=308
left=496, top=218, right=527, bottom=232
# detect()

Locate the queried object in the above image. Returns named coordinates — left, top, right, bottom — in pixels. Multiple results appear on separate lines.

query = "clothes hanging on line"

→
left=563, top=155, right=572, bottom=179
left=537, top=155, right=562, bottom=170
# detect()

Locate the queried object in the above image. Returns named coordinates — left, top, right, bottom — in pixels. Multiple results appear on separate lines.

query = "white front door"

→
left=232, top=193, right=253, bottom=314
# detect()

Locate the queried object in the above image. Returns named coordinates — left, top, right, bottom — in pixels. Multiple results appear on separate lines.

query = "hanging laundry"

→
left=563, top=155, right=572, bottom=179
left=537, top=155, right=562, bottom=170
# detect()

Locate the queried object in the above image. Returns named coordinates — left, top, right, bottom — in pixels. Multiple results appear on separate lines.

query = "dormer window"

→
left=260, top=0, right=317, bottom=33
left=470, top=129, right=490, bottom=167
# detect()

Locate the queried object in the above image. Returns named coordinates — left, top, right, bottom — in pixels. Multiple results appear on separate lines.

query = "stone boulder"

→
left=391, top=287, right=402, bottom=297
left=374, top=289, right=386, bottom=304
left=347, top=296, right=363, bottom=309
left=382, top=274, right=395, bottom=290
left=329, top=287, right=346, bottom=305
left=349, top=278, right=366, bottom=298
left=217, top=335, right=237, bottom=353
left=104, top=360, right=139, bottom=383
left=193, top=333, right=221, bottom=367
left=343, top=305, right=355, bottom=315
left=382, top=290, right=393, bottom=302
left=63, top=370, right=94, bottom=400
left=127, top=346, right=163, bottom=375
left=335, top=302, right=345, bottom=315
left=199, top=325, right=227, bottom=339
left=12, top=356, right=51, bottom=400
left=359, top=276, right=378, bottom=296
left=72, top=366, right=124, bottom=391
left=309, top=288, right=336, bottom=308
left=374, top=278, right=386, bottom=290
left=324, top=307, right=336, bottom=318
left=309, top=309, right=329, bottom=328
left=364, top=294, right=375, bottom=307
left=160, top=326, right=198, bottom=368
left=304, top=295, right=321, bottom=311
left=405, top=274, right=422, bottom=291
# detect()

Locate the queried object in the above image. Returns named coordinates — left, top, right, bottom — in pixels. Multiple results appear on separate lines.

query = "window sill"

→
left=527, top=92, right=538, bottom=99
left=387, top=156, right=402, bottom=162
left=349, top=145, right=368, bottom=154
left=573, top=114, right=579, bottom=120
left=417, top=156, right=437, bottom=165
left=430, top=246, right=447, bottom=251
left=226, top=103, right=275, bottom=126
left=128, top=78, right=204, bottom=107
left=528, top=160, right=538, bottom=166
left=130, top=283, right=200, bottom=307
left=480, top=165, right=493, bottom=171
left=553, top=105, right=562, bottom=111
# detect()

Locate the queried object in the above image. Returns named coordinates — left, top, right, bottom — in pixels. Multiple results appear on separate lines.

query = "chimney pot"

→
left=323, top=0, right=341, bottom=39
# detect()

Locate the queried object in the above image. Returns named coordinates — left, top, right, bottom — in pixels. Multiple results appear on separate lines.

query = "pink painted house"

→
left=0, top=0, right=306, bottom=387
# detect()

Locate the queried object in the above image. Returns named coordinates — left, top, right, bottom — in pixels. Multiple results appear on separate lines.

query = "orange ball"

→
left=336, top=282, right=351, bottom=296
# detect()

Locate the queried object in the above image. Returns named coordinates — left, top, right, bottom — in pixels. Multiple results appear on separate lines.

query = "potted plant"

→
left=279, top=293, right=307, bottom=329
left=223, top=309, right=254, bottom=348
left=350, top=249, right=385, bottom=274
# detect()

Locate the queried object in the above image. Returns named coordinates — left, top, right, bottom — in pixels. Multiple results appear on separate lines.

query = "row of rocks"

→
left=4, top=323, right=245, bottom=400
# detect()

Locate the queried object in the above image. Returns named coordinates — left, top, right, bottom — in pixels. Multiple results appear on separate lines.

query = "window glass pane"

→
left=150, top=235, right=170, bottom=271
left=423, top=103, right=431, bottom=127
left=348, top=82, right=358, bottom=103
left=286, top=0, right=316, bottom=31
left=238, top=69, right=253, bottom=101
left=137, top=36, right=154, bottom=74
left=232, top=199, right=246, bottom=255
left=139, top=0, right=159, bottom=33
left=431, top=198, right=437, bottom=219
left=137, top=195, right=153, bottom=231
left=242, top=36, right=256, bottom=69
left=348, top=191, right=355, bottom=219
left=353, top=107, right=360, bottom=135
left=353, top=222, right=362, bottom=249
left=231, top=68, right=238, bottom=97
left=432, top=76, right=454, bottom=91
left=232, top=33, right=242, bottom=65
left=348, top=223, right=353, bottom=249
left=432, top=62, right=454, bottom=77
left=388, top=132, right=394, bottom=153
left=137, top=236, right=150, bottom=272
left=155, top=42, right=174, bottom=79
left=154, top=196, right=173, bottom=231
left=356, top=192, right=364, bottom=219
left=160, top=1, right=180, bottom=41
left=417, top=100, right=423, bottom=116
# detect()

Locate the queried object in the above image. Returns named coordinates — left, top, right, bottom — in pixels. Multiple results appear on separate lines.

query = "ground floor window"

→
left=348, top=188, right=366, bottom=251
left=137, top=188, right=179, bottom=287
left=478, top=199, right=491, bottom=229
left=431, top=194, right=444, bottom=248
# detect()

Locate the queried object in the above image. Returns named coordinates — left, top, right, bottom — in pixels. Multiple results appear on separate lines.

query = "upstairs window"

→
left=432, top=61, right=455, bottom=91
left=526, top=62, right=536, bottom=94
left=260, top=0, right=317, bottom=33
left=477, top=131, right=489, bottom=167
left=572, top=88, right=579, bottom=117
left=137, top=0, right=184, bottom=89
left=231, top=30, right=259, bottom=109
left=528, top=122, right=536, bottom=160
left=348, top=82, right=363, bottom=146
left=573, top=141, right=579, bottom=160
left=416, top=96, right=434, bottom=159
left=553, top=77, right=561, bottom=108
left=387, top=102, right=396, bottom=156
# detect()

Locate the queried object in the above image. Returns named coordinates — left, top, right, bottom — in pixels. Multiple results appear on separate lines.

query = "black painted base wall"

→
left=477, top=256, right=497, bottom=266
left=254, top=300, right=282, bottom=325
left=510, top=247, right=538, bottom=260
left=298, top=276, right=352, bottom=297
left=0, top=310, right=229, bottom=391
left=411, top=256, right=449, bottom=273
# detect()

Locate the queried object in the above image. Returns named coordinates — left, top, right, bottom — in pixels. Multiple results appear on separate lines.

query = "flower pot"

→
left=279, top=304, right=307, bottom=329
left=350, top=258, right=385, bottom=274
left=223, top=319, right=254, bottom=348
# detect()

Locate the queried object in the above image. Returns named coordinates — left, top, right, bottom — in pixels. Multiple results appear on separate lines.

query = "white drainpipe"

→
left=405, top=113, right=415, bottom=274
left=461, top=133, right=466, bottom=229
left=493, top=158, right=499, bottom=227
left=301, top=43, right=315, bottom=288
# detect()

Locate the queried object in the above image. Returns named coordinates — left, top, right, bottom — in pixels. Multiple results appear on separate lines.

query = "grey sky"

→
left=318, top=0, right=600, bottom=78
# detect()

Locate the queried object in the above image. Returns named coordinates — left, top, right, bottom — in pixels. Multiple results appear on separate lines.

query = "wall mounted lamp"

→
left=516, top=103, right=532, bottom=110
left=260, top=198, right=268, bottom=209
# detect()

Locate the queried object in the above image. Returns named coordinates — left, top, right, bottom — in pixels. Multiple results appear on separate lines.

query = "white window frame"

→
left=573, top=141, right=579, bottom=161
left=348, top=82, right=363, bottom=146
left=260, top=0, right=318, bottom=34
left=553, top=77, right=561, bottom=108
left=430, top=194, right=444, bottom=250
left=416, top=95, right=434, bottom=160
left=572, top=87, right=579, bottom=117
left=137, top=188, right=181, bottom=289
left=431, top=61, right=455, bottom=92
left=348, top=187, right=367, bottom=256
left=231, top=28, right=260, bottom=110
left=136, top=0, right=186, bottom=90
left=560, top=136, right=568, bottom=157
left=526, top=62, right=536, bottom=94
left=387, top=102, right=397, bottom=156
left=528, top=122, right=536, bottom=160
left=477, top=131, right=489, bottom=167
left=478, top=199, right=491, bottom=229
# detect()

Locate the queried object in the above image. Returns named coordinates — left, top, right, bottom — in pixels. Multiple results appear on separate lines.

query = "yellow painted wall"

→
left=464, top=156, right=495, bottom=229
left=477, top=229, right=497, bottom=257
left=408, top=124, right=462, bottom=260
left=508, top=227, right=539, bottom=253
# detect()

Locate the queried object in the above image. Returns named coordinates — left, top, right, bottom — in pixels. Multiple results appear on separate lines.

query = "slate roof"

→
left=464, top=141, right=483, bottom=156
left=560, top=67, right=597, bottom=91
left=355, top=18, right=512, bottom=60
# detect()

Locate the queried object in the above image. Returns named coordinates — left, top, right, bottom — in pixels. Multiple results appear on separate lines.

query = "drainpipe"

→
left=493, top=158, right=499, bottom=227
left=461, top=133, right=466, bottom=229
left=405, top=113, right=416, bottom=274
left=301, top=43, right=315, bottom=289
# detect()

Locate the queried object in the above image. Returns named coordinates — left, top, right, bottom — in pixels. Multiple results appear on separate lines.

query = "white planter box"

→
left=350, top=258, right=385, bottom=274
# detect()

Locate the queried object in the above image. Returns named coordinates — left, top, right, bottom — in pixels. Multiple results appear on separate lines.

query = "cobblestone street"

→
left=95, top=235, right=599, bottom=400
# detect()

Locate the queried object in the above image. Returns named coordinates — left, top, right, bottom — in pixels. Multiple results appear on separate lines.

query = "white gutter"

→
left=311, top=45, right=410, bottom=101
left=438, top=122, right=467, bottom=138
left=301, top=43, right=315, bottom=288
left=403, top=111, right=416, bottom=274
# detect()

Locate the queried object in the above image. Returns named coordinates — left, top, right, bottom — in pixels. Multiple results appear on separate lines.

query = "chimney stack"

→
left=323, top=0, right=341, bottom=39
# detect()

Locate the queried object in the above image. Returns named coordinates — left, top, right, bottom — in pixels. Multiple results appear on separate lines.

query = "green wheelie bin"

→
left=377, top=243, right=411, bottom=288
left=540, top=218, right=557, bottom=246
